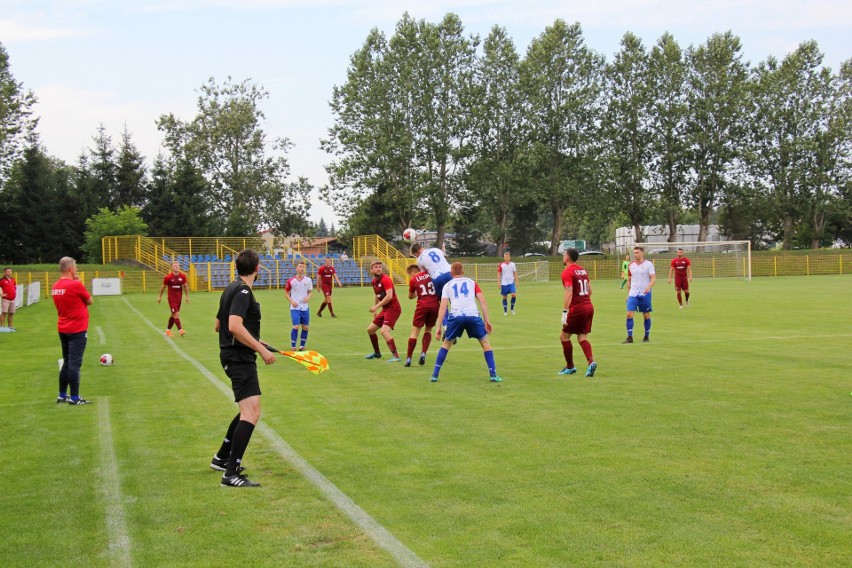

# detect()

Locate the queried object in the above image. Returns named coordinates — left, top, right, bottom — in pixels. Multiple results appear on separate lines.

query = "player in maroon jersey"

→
left=558, top=248, right=597, bottom=378
left=667, top=248, right=693, bottom=309
left=365, top=261, right=402, bottom=361
left=316, top=256, right=343, bottom=318
left=157, top=261, right=190, bottom=336
left=404, top=264, right=440, bottom=367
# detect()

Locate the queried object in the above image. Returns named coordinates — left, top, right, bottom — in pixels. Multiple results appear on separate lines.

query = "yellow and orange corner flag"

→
left=279, top=350, right=330, bottom=375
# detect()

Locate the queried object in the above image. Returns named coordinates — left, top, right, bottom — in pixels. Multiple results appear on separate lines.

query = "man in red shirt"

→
left=316, top=256, right=343, bottom=318
left=365, top=260, right=401, bottom=361
left=51, top=257, right=94, bottom=404
left=667, top=248, right=693, bottom=309
left=559, top=248, right=597, bottom=378
left=157, top=261, right=190, bottom=336
left=404, top=264, right=439, bottom=367
left=1, top=267, right=17, bottom=331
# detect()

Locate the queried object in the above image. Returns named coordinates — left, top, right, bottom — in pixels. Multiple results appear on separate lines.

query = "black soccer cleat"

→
left=642, top=335, right=650, bottom=343
left=68, top=398, right=90, bottom=405
left=56, top=395, right=69, bottom=404
left=221, top=473, right=260, bottom=488
left=418, top=353, right=426, bottom=366
left=622, top=336, right=633, bottom=344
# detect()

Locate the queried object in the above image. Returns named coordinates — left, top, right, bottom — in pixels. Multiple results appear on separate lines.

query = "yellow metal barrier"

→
left=353, top=234, right=411, bottom=283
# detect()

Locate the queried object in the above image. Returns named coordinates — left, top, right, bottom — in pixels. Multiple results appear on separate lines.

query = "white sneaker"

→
left=511, top=310, right=516, bottom=315
left=679, top=305, right=683, bottom=309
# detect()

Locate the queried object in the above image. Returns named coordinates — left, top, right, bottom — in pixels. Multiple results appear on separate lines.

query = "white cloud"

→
left=0, top=20, right=81, bottom=41
left=33, top=84, right=178, bottom=164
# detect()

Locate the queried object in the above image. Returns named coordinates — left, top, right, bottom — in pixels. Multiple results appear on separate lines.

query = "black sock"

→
left=216, top=413, right=241, bottom=459
left=226, top=420, right=255, bottom=476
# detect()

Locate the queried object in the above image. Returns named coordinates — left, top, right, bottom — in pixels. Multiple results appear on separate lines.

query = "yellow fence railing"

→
left=353, top=234, right=412, bottom=284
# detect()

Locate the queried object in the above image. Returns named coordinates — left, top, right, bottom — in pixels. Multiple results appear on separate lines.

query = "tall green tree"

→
left=0, top=42, right=38, bottom=187
left=467, top=25, right=527, bottom=256
left=521, top=20, right=604, bottom=254
left=685, top=32, right=749, bottom=242
left=808, top=57, right=852, bottom=248
left=322, top=21, right=419, bottom=231
left=114, top=126, right=147, bottom=208
left=602, top=32, right=654, bottom=243
left=648, top=33, right=690, bottom=242
left=0, top=142, right=79, bottom=263
left=158, top=77, right=309, bottom=235
left=412, top=14, right=478, bottom=247
left=142, top=155, right=214, bottom=236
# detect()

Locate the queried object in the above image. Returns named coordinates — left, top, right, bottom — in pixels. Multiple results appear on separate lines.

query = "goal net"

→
left=464, top=260, right=550, bottom=283
left=625, top=241, right=752, bottom=280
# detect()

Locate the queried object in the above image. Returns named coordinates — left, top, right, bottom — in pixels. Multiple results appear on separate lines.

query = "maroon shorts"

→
left=169, top=301, right=182, bottom=314
left=562, top=304, right=594, bottom=335
left=320, top=285, right=333, bottom=297
left=372, top=306, right=401, bottom=330
left=412, top=304, right=439, bottom=328
left=674, top=277, right=689, bottom=291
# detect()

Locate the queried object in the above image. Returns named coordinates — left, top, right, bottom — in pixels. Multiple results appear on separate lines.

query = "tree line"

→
left=1, top=14, right=851, bottom=265
left=0, top=53, right=313, bottom=263
left=324, top=14, right=851, bottom=254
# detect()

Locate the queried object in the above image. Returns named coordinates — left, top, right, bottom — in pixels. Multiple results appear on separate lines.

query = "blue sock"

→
left=432, top=347, right=448, bottom=378
left=502, top=299, right=508, bottom=313
left=484, top=350, right=496, bottom=377
left=644, top=318, right=651, bottom=336
left=510, top=297, right=516, bottom=310
left=300, top=329, right=309, bottom=348
left=626, top=318, right=634, bottom=337
left=290, top=328, right=298, bottom=349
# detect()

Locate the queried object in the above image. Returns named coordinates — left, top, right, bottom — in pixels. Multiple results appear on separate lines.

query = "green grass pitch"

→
left=1, top=275, right=849, bottom=567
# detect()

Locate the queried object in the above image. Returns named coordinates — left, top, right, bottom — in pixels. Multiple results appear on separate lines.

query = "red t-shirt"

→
left=561, top=264, right=592, bottom=308
left=163, top=273, right=187, bottom=303
left=0, top=276, right=16, bottom=301
left=317, top=265, right=337, bottom=288
left=670, top=257, right=691, bottom=279
left=372, top=274, right=401, bottom=312
left=52, top=278, right=91, bottom=333
left=409, top=271, right=439, bottom=309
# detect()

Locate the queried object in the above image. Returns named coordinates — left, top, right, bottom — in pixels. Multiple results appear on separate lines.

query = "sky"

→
left=2, top=1, right=850, bottom=226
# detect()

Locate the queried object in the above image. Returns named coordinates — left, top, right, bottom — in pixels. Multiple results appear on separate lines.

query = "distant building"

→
left=616, top=225, right=725, bottom=252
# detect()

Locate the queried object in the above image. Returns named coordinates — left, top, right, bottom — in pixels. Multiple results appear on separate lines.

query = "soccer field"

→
left=2, top=275, right=849, bottom=567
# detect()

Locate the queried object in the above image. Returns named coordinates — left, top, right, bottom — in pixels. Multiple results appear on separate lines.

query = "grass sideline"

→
left=2, top=275, right=850, bottom=566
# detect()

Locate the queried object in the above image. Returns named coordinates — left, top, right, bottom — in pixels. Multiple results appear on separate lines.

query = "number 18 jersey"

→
left=562, top=263, right=592, bottom=307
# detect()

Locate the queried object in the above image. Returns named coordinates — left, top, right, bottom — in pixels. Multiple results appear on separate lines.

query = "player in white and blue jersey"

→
left=410, top=242, right=452, bottom=297
left=623, top=246, right=655, bottom=343
left=429, top=262, right=501, bottom=383
left=284, top=261, right=313, bottom=350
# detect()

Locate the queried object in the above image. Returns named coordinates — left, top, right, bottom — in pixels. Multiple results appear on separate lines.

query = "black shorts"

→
left=223, top=362, right=262, bottom=402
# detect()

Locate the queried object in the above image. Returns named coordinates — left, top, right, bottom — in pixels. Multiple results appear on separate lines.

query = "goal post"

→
left=626, top=241, right=752, bottom=281
left=463, top=260, right=550, bottom=283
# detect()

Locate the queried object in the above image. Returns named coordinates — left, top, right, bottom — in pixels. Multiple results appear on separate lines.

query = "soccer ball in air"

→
left=402, top=228, right=417, bottom=244
left=99, top=354, right=114, bottom=366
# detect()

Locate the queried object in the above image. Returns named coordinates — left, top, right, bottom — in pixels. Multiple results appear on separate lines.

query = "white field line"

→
left=327, top=332, right=852, bottom=357
left=98, top=398, right=132, bottom=568
left=122, top=298, right=428, bottom=568
left=96, top=325, right=106, bottom=345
